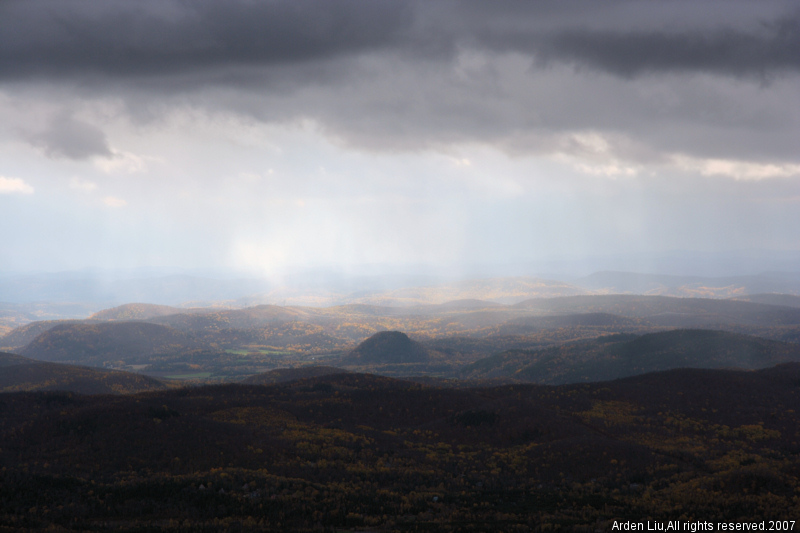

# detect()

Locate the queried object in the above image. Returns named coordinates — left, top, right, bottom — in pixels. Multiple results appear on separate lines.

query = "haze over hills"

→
left=0, top=319, right=90, bottom=351
left=0, top=272, right=273, bottom=307
left=575, top=271, right=800, bottom=298
left=3, top=273, right=800, bottom=389
left=731, top=293, right=800, bottom=308
left=89, top=303, right=217, bottom=321
left=0, top=302, right=101, bottom=336
left=4, top=292, right=800, bottom=387
left=3, top=271, right=800, bottom=337
left=514, top=294, right=800, bottom=327
left=1, top=271, right=582, bottom=307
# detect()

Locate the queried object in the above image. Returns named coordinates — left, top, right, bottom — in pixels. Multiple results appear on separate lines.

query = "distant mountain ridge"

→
left=576, top=270, right=800, bottom=298
left=731, top=293, right=800, bottom=308
left=90, top=303, right=189, bottom=321
left=514, top=294, right=800, bottom=327
left=0, top=319, right=90, bottom=350
left=463, top=329, right=800, bottom=384
left=5, top=293, right=800, bottom=383
left=344, top=277, right=587, bottom=306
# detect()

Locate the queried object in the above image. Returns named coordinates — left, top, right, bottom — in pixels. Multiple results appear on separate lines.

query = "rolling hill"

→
left=241, top=365, right=348, bottom=385
left=732, top=293, right=800, bottom=308
left=0, top=351, right=168, bottom=394
left=6, top=294, right=800, bottom=382
left=575, top=270, right=800, bottom=297
left=492, top=312, right=647, bottom=335
left=89, top=303, right=189, bottom=321
left=341, top=330, right=431, bottom=365
left=346, top=276, right=587, bottom=306
left=18, top=321, right=209, bottom=365
left=0, top=319, right=89, bottom=350
left=514, top=294, right=800, bottom=327
left=462, top=329, right=800, bottom=384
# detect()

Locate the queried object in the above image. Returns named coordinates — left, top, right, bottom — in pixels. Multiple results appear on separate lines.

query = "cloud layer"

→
left=1, top=0, right=799, bottom=276
left=3, top=0, right=799, bottom=167
left=4, top=1, right=799, bottom=79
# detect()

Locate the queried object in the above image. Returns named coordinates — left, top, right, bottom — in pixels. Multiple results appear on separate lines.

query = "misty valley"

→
left=2, top=275, right=800, bottom=531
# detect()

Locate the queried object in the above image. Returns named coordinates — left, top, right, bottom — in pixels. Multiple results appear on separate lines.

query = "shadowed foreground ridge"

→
left=0, top=351, right=168, bottom=394
left=241, top=365, right=348, bottom=385
left=1, top=364, right=799, bottom=530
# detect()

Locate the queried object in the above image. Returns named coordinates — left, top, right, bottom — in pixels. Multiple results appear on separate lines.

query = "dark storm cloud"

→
left=0, top=0, right=415, bottom=79
left=29, top=114, right=112, bottom=160
left=2, top=0, right=798, bottom=82
left=3, top=0, right=800, bottom=167
left=528, top=17, right=800, bottom=78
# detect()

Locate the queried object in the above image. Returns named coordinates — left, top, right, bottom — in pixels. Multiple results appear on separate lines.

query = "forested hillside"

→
left=1, top=365, right=799, bottom=530
left=462, top=329, right=800, bottom=384
left=0, top=351, right=168, bottom=394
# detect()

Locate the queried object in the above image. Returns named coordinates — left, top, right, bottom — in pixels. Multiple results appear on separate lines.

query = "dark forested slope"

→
left=0, top=351, right=167, bottom=394
left=463, top=329, right=800, bottom=384
left=1, top=365, right=799, bottom=530
left=241, top=365, right=348, bottom=385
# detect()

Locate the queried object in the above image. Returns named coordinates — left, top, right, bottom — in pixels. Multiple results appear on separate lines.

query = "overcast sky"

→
left=1, top=0, right=799, bottom=279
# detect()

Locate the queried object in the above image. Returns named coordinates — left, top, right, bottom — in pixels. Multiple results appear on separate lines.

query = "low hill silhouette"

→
left=0, top=351, right=167, bottom=394
left=0, top=319, right=89, bottom=350
left=150, top=304, right=310, bottom=330
left=731, top=293, right=800, bottom=308
left=241, top=365, right=347, bottom=385
left=0, top=351, right=32, bottom=367
left=89, top=303, right=187, bottom=321
left=495, top=312, right=646, bottom=335
left=513, top=294, right=800, bottom=327
left=463, top=329, right=800, bottom=384
left=19, top=322, right=208, bottom=366
left=342, top=331, right=431, bottom=364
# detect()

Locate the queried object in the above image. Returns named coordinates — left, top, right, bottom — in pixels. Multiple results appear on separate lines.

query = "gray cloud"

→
left=4, top=0, right=800, bottom=167
left=528, top=17, right=800, bottom=78
left=3, top=1, right=798, bottom=81
left=30, top=114, right=112, bottom=159
left=0, top=0, right=414, bottom=79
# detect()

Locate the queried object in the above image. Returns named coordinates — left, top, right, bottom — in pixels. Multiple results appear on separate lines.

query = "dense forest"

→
left=2, top=366, right=799, bottom=531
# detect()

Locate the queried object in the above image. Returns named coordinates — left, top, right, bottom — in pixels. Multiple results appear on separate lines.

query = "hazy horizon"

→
left=2, top=1, right=799, bottom=281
